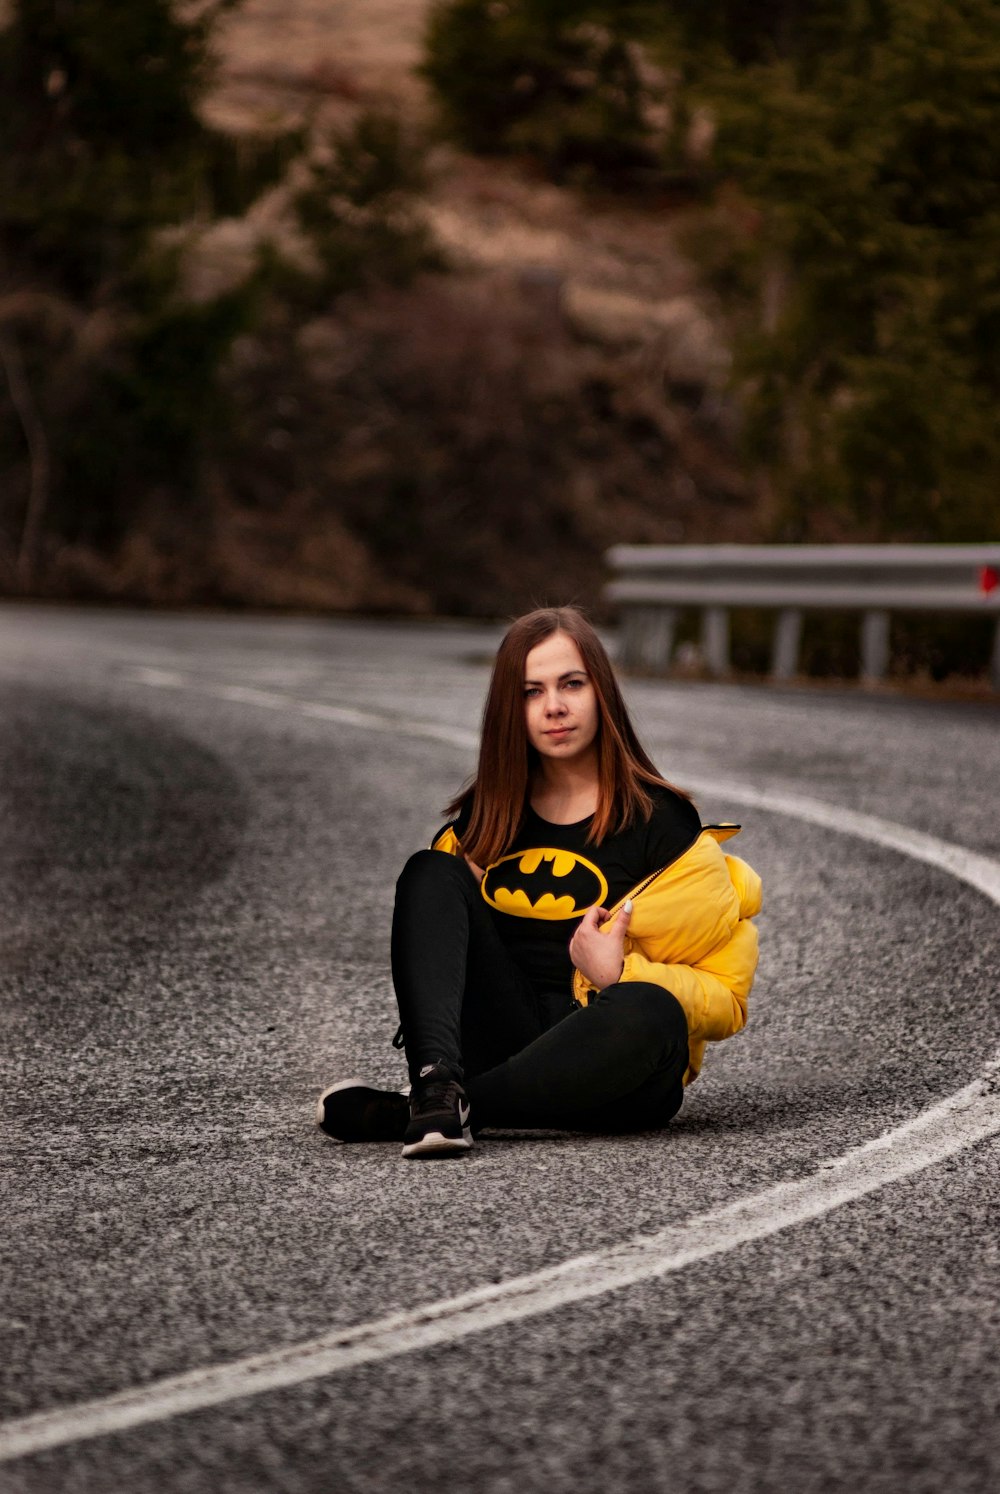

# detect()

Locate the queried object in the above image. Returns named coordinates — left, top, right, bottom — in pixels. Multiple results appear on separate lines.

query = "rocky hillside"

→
left=0, top=0, right=758, bottom=626
left=199, top=0, right=756, bottom=597
left=210, top=0, right=731, bottom=401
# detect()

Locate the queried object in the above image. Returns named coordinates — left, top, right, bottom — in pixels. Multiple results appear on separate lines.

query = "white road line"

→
left=127, top=666, right=1000, bottom=904
left=678, top=772, right=1000, bottom=906
left=3, top=1080, right=998, bottom=1465
left=2, top=667, right=993, bottom=1465
left=128, top=669, right=480, bottom=750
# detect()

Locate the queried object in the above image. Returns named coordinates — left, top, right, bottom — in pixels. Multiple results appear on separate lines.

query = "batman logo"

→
left=481, top=847, right=608, bottom=921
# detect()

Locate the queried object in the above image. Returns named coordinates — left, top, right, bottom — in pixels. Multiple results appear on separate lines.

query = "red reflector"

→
left=980, top=565, right=999, bottom=594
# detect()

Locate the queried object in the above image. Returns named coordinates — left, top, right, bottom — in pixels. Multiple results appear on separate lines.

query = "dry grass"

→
left=208, top=0, right=433, bottom=128
left=209, top=2, right=720, bottom=354
left=2, top=1, right=763, bottom=622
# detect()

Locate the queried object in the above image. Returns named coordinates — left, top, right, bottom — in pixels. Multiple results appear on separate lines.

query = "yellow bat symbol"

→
left=481, top=847, right=608, bottom=920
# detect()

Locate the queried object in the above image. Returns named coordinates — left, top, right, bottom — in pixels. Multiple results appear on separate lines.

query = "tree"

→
left=422, top=0, right=670, bottom=183
left=0, top=0, right=249, bottom=299
left=426, top=2, right=1000, bottom=543
left=672, top=0, right=1000, bottom=540
left=0, top=1, right=261, bottom=580
left=0, top=0, right=441, bottom=598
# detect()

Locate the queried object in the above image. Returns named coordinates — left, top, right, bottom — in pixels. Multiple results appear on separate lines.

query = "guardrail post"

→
left=701, top=607, right=730, bottom=675
left=771, top=608, right=803, bottom=680
left=621, top=606, right=676, bottom=671
left=605, top=544, right=1000, bottom=690
left=860, top=609, right=891, bottom=684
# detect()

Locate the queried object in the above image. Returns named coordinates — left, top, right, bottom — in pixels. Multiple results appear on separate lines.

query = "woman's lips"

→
left=545, top=727, right=573, bottom=737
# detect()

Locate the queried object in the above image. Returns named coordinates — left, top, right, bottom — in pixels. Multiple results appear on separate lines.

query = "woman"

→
left=317, top=605, right=761, bottom=1158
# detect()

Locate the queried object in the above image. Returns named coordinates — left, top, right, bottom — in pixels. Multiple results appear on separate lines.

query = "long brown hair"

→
left=445, top=605, right=693, bottom=866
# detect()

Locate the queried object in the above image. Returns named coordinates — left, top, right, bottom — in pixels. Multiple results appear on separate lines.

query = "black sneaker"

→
left=316, top=1078, right=410, bottom=1143
left=401, top=1063, right=473, bottom=1159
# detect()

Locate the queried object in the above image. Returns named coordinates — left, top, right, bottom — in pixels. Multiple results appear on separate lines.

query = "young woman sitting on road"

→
left=317, top=605, right=762, bottom=1158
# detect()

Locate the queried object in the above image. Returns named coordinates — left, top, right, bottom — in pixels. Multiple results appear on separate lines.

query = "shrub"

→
left=422, top=0, right=670, bottom=185
left=291, top=112, right=439, bottom=302
left=0, top=0, right=435, bottom=586
left=671, top=0, right=1000, bottom=542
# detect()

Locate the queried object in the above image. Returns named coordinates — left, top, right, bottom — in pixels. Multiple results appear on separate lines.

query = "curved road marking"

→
left=126, top=667, right=1000, bottom=905
left=2, top=668, right=995, bottom=1465
left=678, top=772, right=1000, bottom=907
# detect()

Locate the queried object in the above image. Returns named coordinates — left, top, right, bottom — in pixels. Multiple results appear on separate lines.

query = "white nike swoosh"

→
left=459, top=1102, right=470, bottom=1126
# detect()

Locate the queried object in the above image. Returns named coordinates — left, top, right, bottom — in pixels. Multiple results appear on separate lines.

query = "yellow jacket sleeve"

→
left=621, top=916, right=757, bottom=1044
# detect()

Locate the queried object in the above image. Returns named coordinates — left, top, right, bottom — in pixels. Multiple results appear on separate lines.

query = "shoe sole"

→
left=317, top=1078, right=411, bottom=1108
left=315, top=1076, right=366, bottom=1129
left=316, top=1078, right=408, bottom=1143
left=401, top=1127, right=474, bottom=1159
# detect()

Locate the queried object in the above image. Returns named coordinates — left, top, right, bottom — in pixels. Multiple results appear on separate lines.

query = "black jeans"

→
left=390, top=849, right=689, bottom=1133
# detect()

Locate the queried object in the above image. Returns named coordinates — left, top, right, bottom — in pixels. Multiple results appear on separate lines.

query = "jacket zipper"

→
left=606, top=822, right=739, bottom=914
left=573, top=822, right=740, bottom=999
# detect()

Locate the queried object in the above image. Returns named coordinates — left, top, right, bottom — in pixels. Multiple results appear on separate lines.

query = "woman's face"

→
left=522, top=632, right=599, bottom=765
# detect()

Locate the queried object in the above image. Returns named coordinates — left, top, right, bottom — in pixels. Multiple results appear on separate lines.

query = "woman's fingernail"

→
left=624, top=898, right=633, bottom=912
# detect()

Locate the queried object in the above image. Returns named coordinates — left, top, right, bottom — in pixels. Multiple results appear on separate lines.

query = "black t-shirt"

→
left=441, top=786, right=701, bottom=999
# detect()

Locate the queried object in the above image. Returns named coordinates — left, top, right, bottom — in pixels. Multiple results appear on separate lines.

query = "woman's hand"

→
left=569, top=900, right=632, bottom=990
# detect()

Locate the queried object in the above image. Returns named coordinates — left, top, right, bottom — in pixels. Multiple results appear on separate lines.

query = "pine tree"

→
left=0, top=0, right=242, bottom=298
left=422, top=0, right=669, bottom=182
left=424, top=2, right=1000, bottom=543
left=675, top=0, right=1000, bottom=540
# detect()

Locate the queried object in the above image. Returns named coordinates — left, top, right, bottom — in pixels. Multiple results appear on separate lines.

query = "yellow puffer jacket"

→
left=430, top=822, right=762, bottom=1087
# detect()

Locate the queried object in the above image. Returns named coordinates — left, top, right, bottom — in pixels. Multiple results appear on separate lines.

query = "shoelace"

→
left=410, top=1079, right=464, bottom=1119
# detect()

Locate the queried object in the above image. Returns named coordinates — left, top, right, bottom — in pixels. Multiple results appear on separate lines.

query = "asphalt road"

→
left=1, top=605, right=998, bottom=1494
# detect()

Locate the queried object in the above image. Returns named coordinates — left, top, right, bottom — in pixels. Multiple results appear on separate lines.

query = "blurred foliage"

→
left=422, top=0, right=672, bottom=185
left=290, top=112, right=440, bottom=304
left=52, top=281, right=256, bottom=547
left=0, top=0, right=280, bottom=564
left=214, top=270, right=752, bottom=618
left=425, top=0, right=1000, bottom=556
left=679, top=0, right=1000, bottom=544
left=0, top=0, right=288, bottom=297
left=0, top=0, right=434, bottom=581
left=2, top=0, right=995, bottom=687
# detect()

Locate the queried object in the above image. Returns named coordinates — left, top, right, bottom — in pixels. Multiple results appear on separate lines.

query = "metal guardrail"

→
left=604, top=543, right=1000, bottom=687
